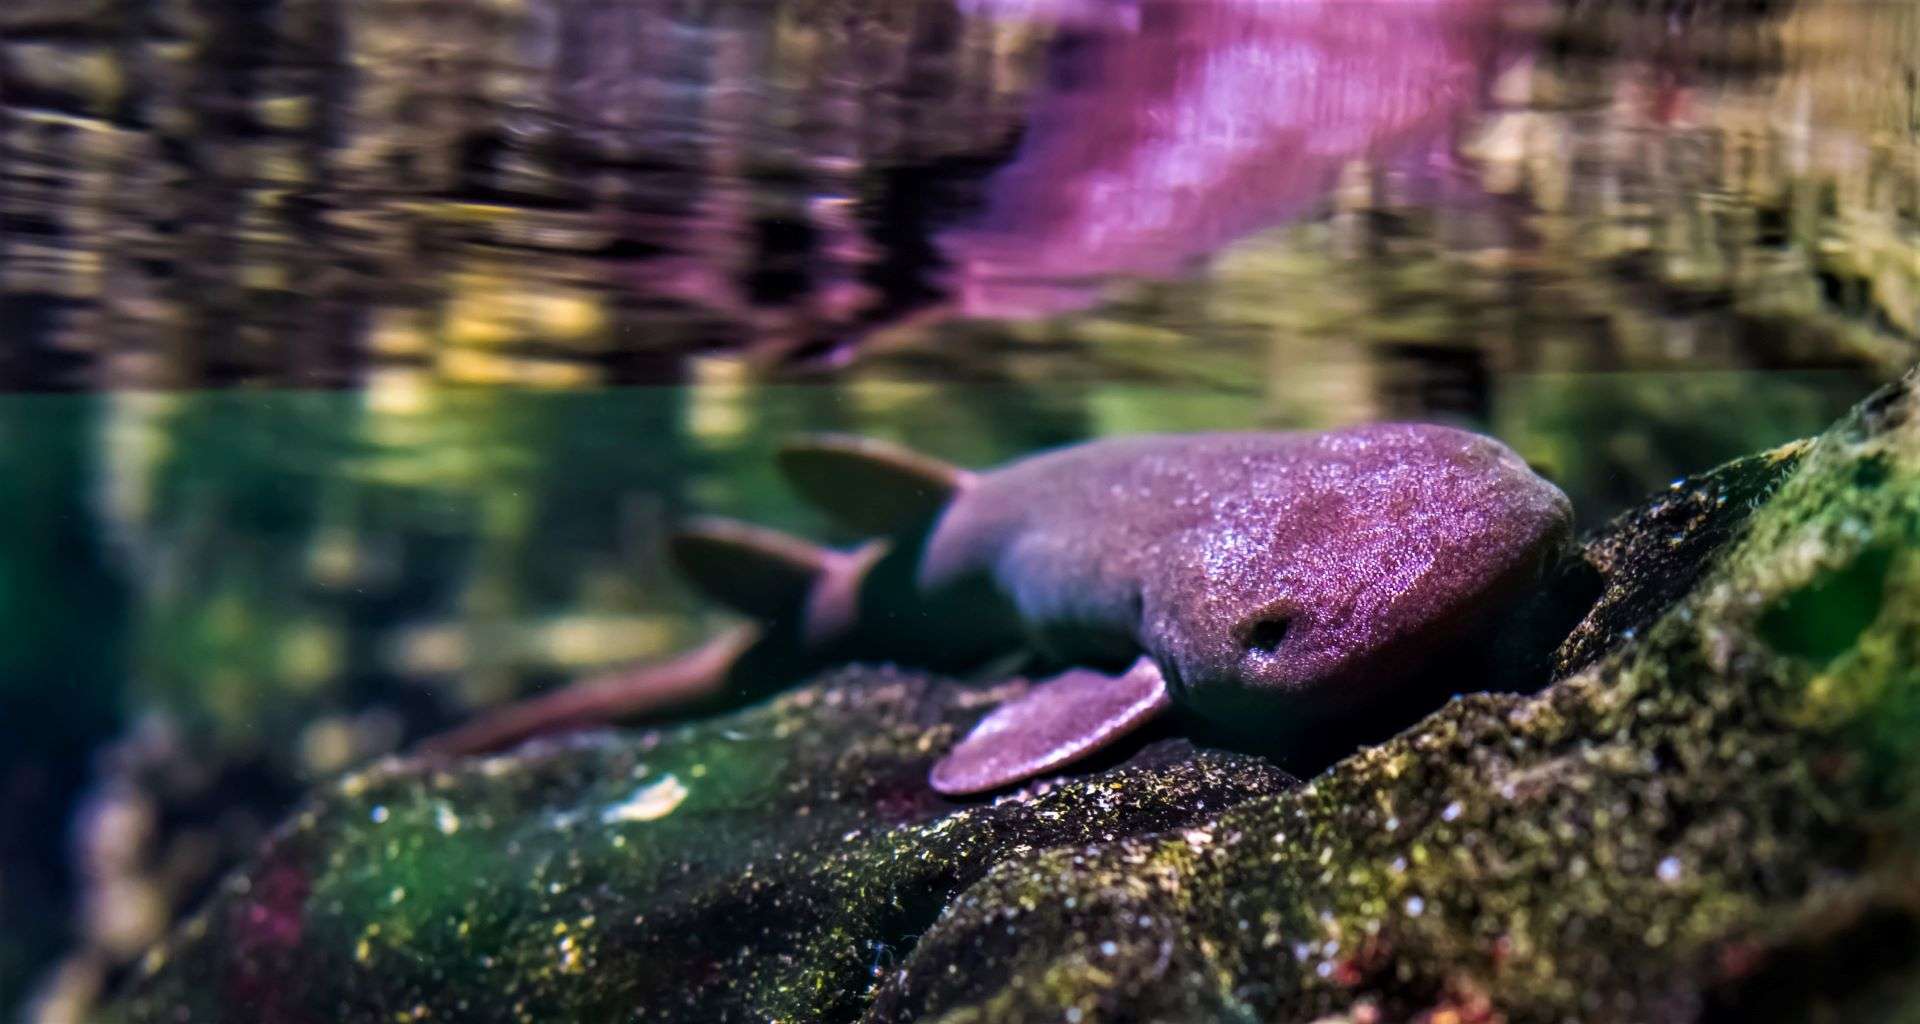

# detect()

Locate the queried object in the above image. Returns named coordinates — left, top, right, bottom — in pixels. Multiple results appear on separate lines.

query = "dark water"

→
left=1, top=0, right=1915, bottom=1015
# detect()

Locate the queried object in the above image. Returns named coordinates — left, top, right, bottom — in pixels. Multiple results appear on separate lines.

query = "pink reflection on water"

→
left=941, top=0, right=1518, bottom=319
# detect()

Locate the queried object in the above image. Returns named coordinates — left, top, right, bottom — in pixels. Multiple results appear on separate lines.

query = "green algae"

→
left=1756, top=545, right=1893, bottom=665
left=118, top=369, right=1920, bottom=1023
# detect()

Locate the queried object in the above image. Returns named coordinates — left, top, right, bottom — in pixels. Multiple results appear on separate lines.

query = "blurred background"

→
left=0, top=0, right=1913, bottom=1016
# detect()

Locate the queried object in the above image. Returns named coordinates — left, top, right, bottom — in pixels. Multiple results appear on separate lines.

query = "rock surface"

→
left=119, top=369, right=1920, bottom=1022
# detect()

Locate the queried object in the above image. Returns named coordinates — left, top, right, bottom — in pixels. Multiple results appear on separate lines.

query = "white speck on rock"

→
left=601, top=774, right=690, bottom=824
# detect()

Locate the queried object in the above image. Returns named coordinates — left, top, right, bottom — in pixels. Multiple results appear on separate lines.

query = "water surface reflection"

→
left=0, top=0, right=1912, bottom=390
left=937, top=0, right=1520, bottom=320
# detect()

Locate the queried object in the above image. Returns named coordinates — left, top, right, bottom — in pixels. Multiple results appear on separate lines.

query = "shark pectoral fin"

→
left=930, top=656, right=1172, bottom=796
left=776, top=434, right=975, bottom=536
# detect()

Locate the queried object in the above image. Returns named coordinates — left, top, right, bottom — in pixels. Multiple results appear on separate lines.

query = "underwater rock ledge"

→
left=119, top=369, right=1920, bottom=1023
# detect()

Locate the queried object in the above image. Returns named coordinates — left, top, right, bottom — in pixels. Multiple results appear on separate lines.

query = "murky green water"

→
left=1, top=0, right=1914, bottom=1014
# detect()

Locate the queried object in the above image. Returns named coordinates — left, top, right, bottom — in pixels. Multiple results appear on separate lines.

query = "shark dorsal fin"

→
left=777, top=434, right=974, bottom=536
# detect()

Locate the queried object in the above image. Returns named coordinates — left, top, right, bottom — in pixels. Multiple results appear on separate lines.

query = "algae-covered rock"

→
left=115, top=675, right=1292, bottom=1022
left=120, top=369, right=1920, bottom=1022
left=1552, top=440, right=1807, bottom=677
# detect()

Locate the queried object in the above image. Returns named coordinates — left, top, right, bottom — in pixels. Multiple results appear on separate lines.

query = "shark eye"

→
left=1235, top=614, right=1295, bottom=656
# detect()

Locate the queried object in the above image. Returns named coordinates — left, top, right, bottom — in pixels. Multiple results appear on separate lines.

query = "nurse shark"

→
left=427, top=424, right=1572, bottom=795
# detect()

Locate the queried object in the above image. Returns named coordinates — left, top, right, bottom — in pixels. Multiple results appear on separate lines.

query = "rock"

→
left=118, top=368, right=1920, bottom=1022
left=1552, top=440, right=1807, bottom=676
left=114, top=674, right=1292, bottom=1022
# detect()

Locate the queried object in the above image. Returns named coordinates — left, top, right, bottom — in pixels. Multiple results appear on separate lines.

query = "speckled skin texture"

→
left=924, top=425, right=1574, bottom=724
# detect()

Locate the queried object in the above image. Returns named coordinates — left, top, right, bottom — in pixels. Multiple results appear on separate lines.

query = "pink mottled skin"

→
left=922, top=425, right=1572, bottom=728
